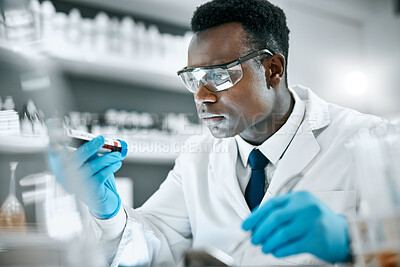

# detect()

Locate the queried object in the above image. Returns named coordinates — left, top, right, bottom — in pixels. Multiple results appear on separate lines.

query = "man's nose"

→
left=194, top=81, right=217, bottom=105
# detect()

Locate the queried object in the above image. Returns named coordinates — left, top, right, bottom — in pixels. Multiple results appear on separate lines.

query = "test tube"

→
left=65, top=128, right=128, bottom=157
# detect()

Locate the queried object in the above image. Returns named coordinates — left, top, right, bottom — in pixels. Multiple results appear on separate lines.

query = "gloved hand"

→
left=49, top=136, right=125, bottom=219
left=242, top=191, right=352, bottom=263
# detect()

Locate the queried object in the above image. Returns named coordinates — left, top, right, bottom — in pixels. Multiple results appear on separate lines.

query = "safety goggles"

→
left=177, top=49, right=273, bottom=93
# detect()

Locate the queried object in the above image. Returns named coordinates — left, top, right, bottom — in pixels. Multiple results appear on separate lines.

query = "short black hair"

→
left=191, top=0, right=290, bottom=85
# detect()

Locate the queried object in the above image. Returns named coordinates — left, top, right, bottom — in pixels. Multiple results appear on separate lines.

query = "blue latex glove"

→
left=49, top=136, right=125, bottom=219
left=242, top=191, right=352, bottom=263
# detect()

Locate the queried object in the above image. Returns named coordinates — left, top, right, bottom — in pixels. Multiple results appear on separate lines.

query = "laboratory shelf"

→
left=0, top=230, right=63, bottom=249
left=51, top=54, right=188, bottom=94
left=59, top=0, right=202, bottom=27
left=0, top=229, right=99, bottom=266
left=1, top=41, right=188, bottom=94
left=125, top=151, right=178, bottom=164
left=0, top=135, right=49, bottom=154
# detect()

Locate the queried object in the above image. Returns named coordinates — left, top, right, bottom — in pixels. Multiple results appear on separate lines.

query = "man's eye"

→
left=212, top=72, right=229, bottom=81
left=214, top=74, right=223, bottom=80
left=187, top=75, right=199, bottom=84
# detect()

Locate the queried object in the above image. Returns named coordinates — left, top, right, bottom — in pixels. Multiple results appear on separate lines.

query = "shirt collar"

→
left=235, top=88, right=305, bottom=167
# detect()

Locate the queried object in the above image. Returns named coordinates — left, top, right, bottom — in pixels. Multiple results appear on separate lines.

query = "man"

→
left=54, top=0, right=382, bottom=266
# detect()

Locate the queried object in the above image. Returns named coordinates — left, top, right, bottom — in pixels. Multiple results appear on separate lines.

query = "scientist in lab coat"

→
left=52, top=0, right=383, bottom=266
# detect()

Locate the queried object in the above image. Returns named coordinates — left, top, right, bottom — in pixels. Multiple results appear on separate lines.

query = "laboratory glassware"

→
left=0, top=0, right=37, bottom=42
left=347, top=123, right=400, bottom=267
left=0, top=162, right=26, bottom=230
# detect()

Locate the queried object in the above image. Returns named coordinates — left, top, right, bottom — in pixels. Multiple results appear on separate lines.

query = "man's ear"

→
left=262, top=53, right=285, bottom=89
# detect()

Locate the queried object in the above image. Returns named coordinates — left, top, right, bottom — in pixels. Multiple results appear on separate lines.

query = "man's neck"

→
left=239, top=89, right=294, bottom=146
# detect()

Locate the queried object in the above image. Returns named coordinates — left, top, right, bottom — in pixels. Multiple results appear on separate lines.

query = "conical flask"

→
left=0, top=162, right=26, bottom=230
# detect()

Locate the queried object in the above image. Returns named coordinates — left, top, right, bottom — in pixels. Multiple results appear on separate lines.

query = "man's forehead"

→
left=187, top=22, right=246, bottom=67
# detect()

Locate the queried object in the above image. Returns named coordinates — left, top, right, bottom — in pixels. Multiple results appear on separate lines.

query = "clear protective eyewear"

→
left=177, top=49, right=273, bottom=93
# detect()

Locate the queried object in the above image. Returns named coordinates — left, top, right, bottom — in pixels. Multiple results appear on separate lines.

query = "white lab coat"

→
left=102, top=85, right=383, bottom=266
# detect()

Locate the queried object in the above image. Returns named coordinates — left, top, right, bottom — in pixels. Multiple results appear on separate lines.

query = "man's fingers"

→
left=251, top=207, right=296, bottom=245
left=87, top=152, right=101, bottom=162
left=75, top=136, right=105, bottom=167
left=260, top=216, right=309, bottom=254
left=269, top=233, right=309, bottom=258
left=105, top=176, right=118, bottom=192
left=242, top=193, right=292, bottom=231
left=93, top=161, right=123, bottom=185
left=81, top=152, right=123, bottom=177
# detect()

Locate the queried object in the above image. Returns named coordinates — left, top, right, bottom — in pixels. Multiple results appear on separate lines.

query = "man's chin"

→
left=208, top=125, right=235, bottom=139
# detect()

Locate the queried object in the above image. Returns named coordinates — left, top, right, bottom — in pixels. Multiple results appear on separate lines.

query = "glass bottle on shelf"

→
left=0, top=162, right=27, bottom=231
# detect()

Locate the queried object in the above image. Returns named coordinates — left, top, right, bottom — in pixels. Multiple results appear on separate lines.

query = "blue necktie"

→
left=245, top=149, right=269, bottom=211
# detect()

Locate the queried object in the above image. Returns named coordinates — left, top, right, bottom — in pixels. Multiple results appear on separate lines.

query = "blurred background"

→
left=0, top=0, right=399, bottom=265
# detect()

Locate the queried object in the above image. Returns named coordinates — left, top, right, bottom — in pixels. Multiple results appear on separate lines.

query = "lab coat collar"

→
left=291, top=84, right=331, bottom=130
left=235, top=87, right=305, bottom=166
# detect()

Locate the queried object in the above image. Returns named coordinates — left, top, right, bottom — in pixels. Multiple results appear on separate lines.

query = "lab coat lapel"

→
left=209, top=138, right=250, bottom=220
left=262, top=86, right=331, bottom=200
left=265, top=121, right=320, bottom=198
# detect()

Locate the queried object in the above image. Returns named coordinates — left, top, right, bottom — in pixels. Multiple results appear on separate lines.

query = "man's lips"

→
left=201, top=114, right=225, bottom=125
